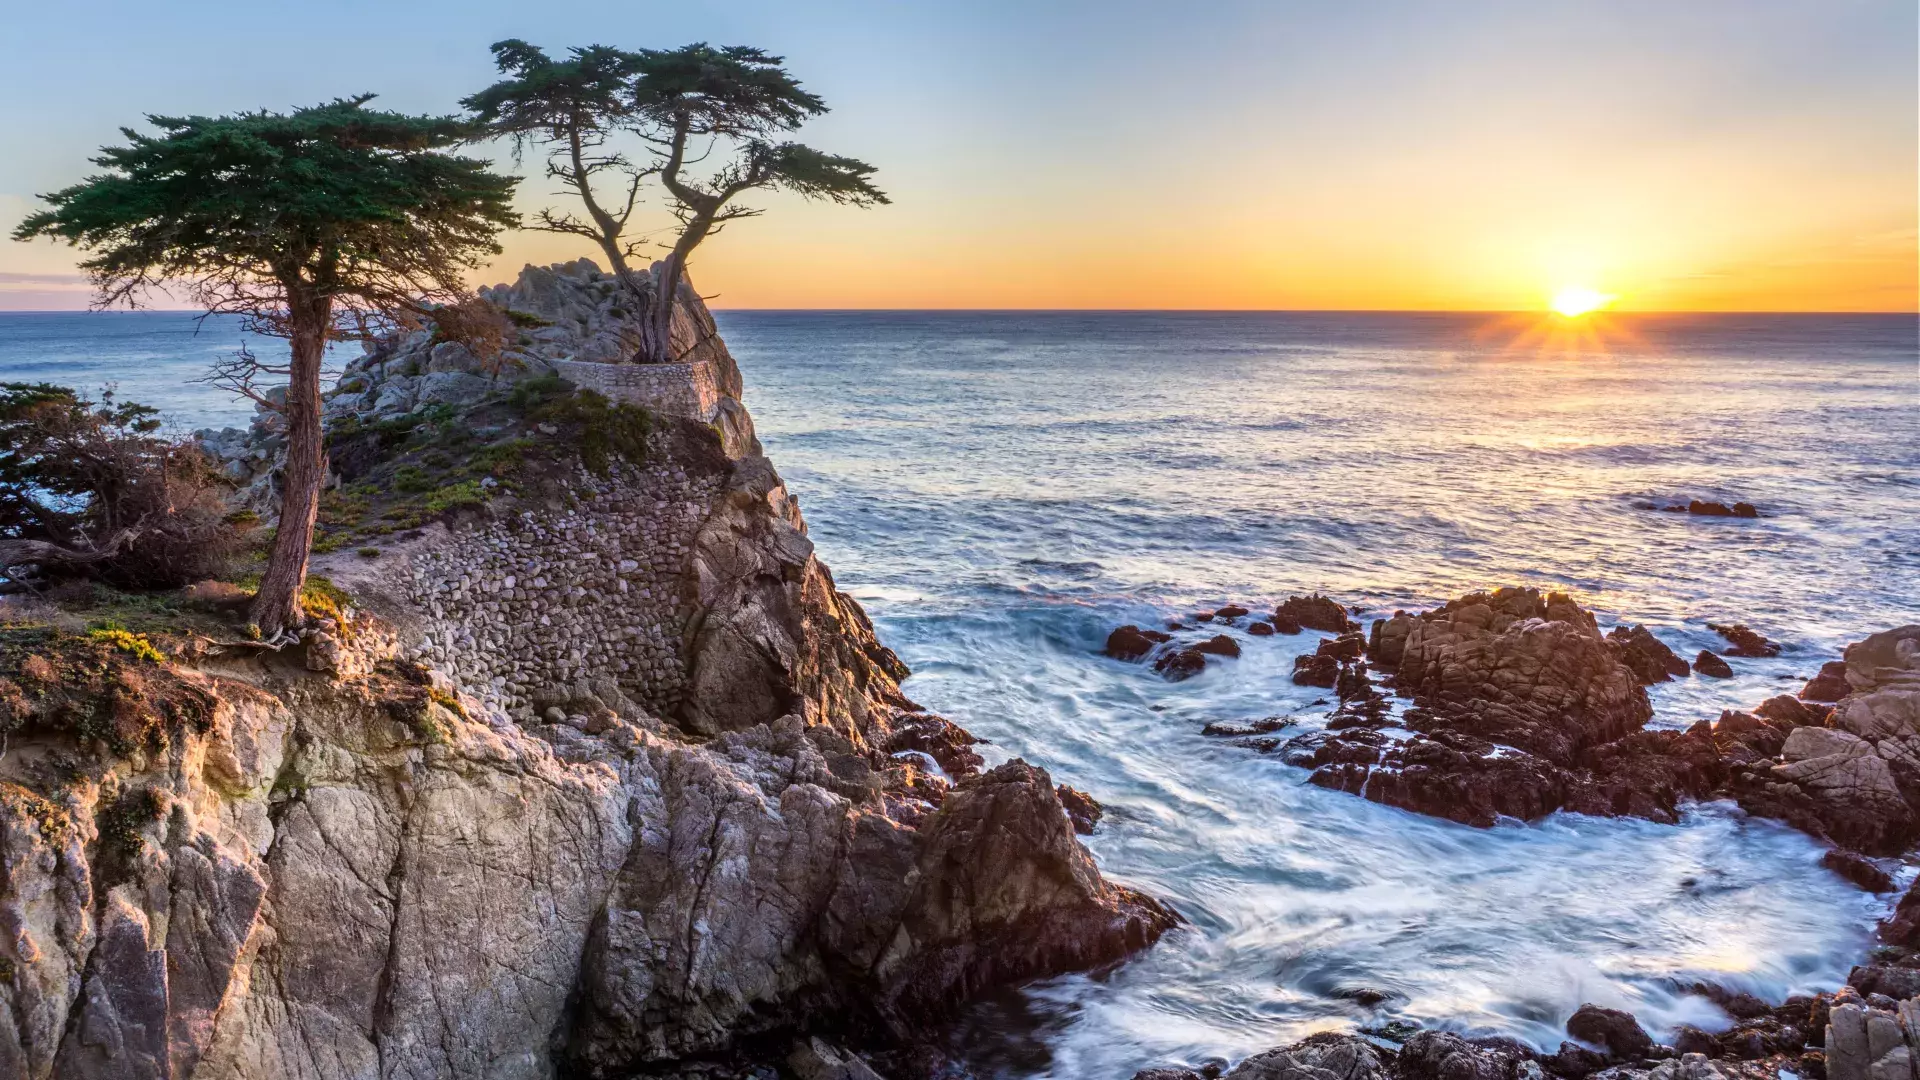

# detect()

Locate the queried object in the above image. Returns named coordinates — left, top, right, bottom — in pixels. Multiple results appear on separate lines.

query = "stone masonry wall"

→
left=401, top=454, right=725, bottom=719
left=551, top=357, right=723, bottom=421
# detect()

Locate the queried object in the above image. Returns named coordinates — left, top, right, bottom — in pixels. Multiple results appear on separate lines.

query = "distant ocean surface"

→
left=3, top=308, right=1917, bottom=1077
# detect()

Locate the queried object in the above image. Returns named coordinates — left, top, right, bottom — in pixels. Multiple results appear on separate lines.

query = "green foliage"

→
left=422, top=480, right=487, bottom=514
left=12, top=97, right=520, bottom=326
left=465, top=39, right=884, bottom=359
left=0, top=382, right=247, bottom=588
left=523, top=389, right=652, bottom=475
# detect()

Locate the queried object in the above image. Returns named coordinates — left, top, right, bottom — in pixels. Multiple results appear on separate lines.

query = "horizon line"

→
left=0, top=306, right=1914, bottom=318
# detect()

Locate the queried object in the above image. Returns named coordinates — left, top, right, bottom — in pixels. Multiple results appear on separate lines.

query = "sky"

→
left=1, top=1, right=1913, bottom=312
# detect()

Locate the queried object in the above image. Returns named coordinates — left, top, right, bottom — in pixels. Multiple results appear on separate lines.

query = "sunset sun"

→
left=1550, top=286, right=1614, bottom=317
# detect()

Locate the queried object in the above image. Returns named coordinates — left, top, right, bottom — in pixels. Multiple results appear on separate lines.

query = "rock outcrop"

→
left=1268, top=586, right=1920, bottom=856
left=8, top=263, right=1175, bottom=1080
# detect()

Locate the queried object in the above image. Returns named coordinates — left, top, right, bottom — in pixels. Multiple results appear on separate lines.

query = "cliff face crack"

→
left=370, top=794, right=415, bottom=1074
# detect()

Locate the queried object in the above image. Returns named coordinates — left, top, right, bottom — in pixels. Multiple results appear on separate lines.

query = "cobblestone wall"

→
left=551, top=358, right=722, bottom=421
left=402, top=456, right=725, bottom=719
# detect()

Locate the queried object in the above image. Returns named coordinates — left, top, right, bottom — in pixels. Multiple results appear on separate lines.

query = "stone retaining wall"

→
left=551, top=358, right=723, bottom=421
left=402, top=456, right=724, bottom=719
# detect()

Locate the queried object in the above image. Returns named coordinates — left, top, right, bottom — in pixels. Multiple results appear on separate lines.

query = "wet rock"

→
left=1202, top=717, right=1295, bottom=738
left=1566, top=1003, right=1655, bottom=1060
left=1156, top=648, right=1208, bottom=681
left=1056, top=785, right=1103, bottom=835
left=1293, top=652, right=1339, bottom=688
left=1248, top=622, right=1276, bottom=637
left=1544, top=1042, right=1610, bottom=1078
left=1694, top=651, right=1734, bottom=678
left=1196, top=634, right=1243, bottom=659
left=1847, top=965, right=1920, bottom=1000
left=1216, top=605, right=1251, bottom=621
left=1275, top=595, right=1357, bottom=635
left=1223, top=1032, right=1387, bottom=1080
left=1686, top=500, right=1759, bottom=518
left=1108, top=624, right=1171, bottom=661
left=1801, top=660, right=1853, bottom=703
left=1755, top=693, right=1832, bottom=728
left=1822, top=851, right=1896, bottom=892
left=1670, top=1027, right=1718, bottom=1058
left=1879, top=878, right=1920, bottom=948
left=1318, top=632, right=1367, bottom=663
left=1398, top=1031, right=1536, bottom=1080
left=788, top=1037, right=888, bottom=1080
left=1270, top=613, right=1304, bottom=635
left=1768, top=726, right=1913, bottom=853
left=876, top=761, right=1181, bottom=1019
left=1607, top=625, right=1691, bottom=684
left=1390, top=588, right=1650, bottom=762
left=1330, top=987, right=1397, bottom=1007
left=1708, top=623, right=1781, bottom=658
left=1369, top=614, right=1415, bottom=668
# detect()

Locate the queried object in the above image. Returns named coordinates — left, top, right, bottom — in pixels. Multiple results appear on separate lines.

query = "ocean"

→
left=2, top=308, right=1916, bottom=1076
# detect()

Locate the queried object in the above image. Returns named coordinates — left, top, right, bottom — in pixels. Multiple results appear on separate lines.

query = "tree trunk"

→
left=640, top=216, right=715, bottom=363
left=249, top=292, right=331, bottom=637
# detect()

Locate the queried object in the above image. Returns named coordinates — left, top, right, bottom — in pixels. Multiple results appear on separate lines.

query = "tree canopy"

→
left=466, top=40, right=886, bottom=361
left=12, top=96, right=518, bottom=634
left=14, top=95, right=518, bottom=335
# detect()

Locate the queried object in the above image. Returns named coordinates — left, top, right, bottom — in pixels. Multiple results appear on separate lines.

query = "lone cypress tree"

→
left=13, top=96, right=518, bottom=636
left=466, top=40, right=886, bottom=363
left=628, top=44, right=888, bottom=363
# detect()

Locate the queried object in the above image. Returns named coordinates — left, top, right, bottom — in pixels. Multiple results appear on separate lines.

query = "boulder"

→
left=1708, top=623, right=1781, bottom=658
left=1292, top=652, right=1339, bottom=688
left=1056, top=785, right=1103, bottom=835
left=1821, top=850, right=1895, bottom=893
left=1566, top=1003, right=1655, bottom=1060
left=1270, top=613, right=1304, bottom=635
left=1389, top=588, right=1649, bottom=762
left=1216, top=605, right=1251, bottom=620
left=1694, top=650, right=1734, bottom=678
left=414, top=371, right=493, bottom=408
left=1275, top=595, right=1356, bottom=634
left=1607, top=625, right=1690, bottom=684
left=1802, top=660, right=1854, bottom=703
left=1107, top=624, right=1170, bottom=661
left=1248, top=622, right=1276, bottom=637
left=1196, top=634, right=1242, bottom=659
left=1155, top=648, right=1208, bottom=681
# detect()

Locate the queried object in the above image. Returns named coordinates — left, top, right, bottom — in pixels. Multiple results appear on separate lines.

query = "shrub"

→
left=0, top=383, right=250, bottom=588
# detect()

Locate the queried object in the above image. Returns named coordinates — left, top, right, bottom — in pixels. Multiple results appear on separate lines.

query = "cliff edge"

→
left=0, top=262, right=1175, bottom=1080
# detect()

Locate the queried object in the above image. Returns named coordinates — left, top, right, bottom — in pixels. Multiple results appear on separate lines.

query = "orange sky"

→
left=3, top=3, right=1915, bottom=312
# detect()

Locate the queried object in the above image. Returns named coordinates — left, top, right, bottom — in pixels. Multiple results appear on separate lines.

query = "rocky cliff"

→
left=0, top=263, right=1175, bottom=1079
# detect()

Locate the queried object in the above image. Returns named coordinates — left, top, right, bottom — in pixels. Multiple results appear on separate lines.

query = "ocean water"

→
left=3, top=308, right=1917, bottom=1076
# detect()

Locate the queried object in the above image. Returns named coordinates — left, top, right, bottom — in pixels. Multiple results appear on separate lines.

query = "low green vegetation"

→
left=313, top=379, right=652, bottom=552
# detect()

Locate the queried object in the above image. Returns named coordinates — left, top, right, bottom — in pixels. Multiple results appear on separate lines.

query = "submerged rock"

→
left=1694, top=650, right=1735, bottom=678
left=1709, top=622, right=1782, bottom=658
left=1108, top=624, right=1172, bottom=661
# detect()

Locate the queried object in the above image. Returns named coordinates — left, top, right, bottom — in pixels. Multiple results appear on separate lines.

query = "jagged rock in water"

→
left=1802, top=659, right=1854, bottom=702
left=1107, top=624, right=1170, bottom=661
left=1607, top=624, right=1691, bottom=684
left=1382, top=588, right=1651, bottom=761
left=1708, top=622, right=1781, bottom=658
left=1275, top=595, right=1356, bottom=634
left=1694, top=650, right=1734, bottom=678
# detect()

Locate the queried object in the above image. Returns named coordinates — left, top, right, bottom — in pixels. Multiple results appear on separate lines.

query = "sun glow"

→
left=1550, top=286, right=1614, bottom=317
